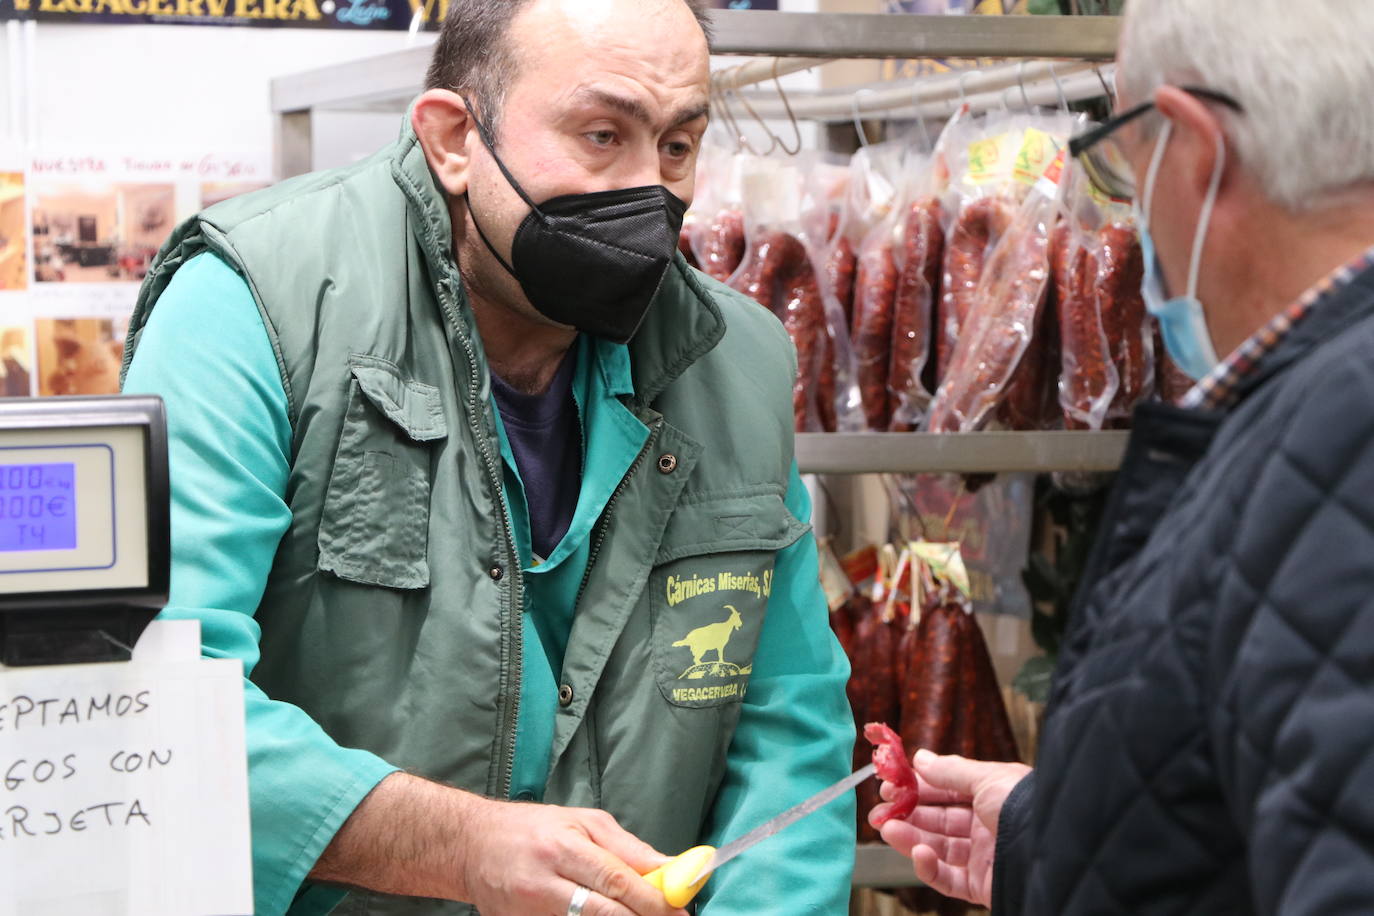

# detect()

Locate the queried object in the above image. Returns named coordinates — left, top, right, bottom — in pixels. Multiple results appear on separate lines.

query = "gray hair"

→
left=1119, top=0, right=1374, bottom=211
left=424, top=0, right=713, bottom=135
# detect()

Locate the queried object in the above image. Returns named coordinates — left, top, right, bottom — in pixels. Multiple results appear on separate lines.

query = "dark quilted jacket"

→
left=993, top=265, right=1374, bottom=915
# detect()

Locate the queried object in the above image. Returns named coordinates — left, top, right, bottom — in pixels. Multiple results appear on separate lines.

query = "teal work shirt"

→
left=494, top=333, right=647, bottom=800
left=123, top=251, right=856, bottom=915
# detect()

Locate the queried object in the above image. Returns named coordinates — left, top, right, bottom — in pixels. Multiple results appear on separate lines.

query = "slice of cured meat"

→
left=863, top=721, right=919, bottom=825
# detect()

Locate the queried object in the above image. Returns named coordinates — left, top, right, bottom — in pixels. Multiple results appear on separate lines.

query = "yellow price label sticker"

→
left=967, top=134, right=1018, bottom=186
left=1014, top=128, right=1062, bottom=187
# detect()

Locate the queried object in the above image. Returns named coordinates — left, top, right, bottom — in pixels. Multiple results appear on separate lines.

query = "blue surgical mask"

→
left=1133, top=120, right=1226, bottom=381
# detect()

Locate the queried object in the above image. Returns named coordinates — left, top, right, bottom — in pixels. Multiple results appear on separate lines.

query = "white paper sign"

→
left=0, top=620, right=252, bottom=915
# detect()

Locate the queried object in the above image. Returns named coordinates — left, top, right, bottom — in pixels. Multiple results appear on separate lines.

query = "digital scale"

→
left=0, top=395, right=169, bottom=667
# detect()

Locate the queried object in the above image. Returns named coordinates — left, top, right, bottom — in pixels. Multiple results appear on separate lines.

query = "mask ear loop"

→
left=1139, top=118, right=1172, bottom=226
left=461, top=94, right=546, bottom=219
left=1187, top=128, right=1226, bottom=301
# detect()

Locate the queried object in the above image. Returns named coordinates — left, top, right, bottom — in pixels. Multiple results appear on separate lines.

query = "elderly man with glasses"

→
left=870, top=2, right=1374, bottom=914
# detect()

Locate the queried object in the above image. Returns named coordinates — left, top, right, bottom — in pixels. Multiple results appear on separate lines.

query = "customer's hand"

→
left=870, top=750, right=1030, bottom=907
left=458, top=797, right=690, bottom=916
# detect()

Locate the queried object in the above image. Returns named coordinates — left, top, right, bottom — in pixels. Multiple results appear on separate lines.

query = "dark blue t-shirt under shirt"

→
left=491, top=348, right=582, bottom=561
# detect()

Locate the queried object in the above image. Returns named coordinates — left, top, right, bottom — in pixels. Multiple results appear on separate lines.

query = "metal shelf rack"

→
left=797, top=430, right=1129, bottom=475
left=270, top=9, right=1122, bottom=177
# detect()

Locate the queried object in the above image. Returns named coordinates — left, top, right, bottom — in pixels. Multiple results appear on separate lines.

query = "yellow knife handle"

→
left=642, top=845, right=716, bottom=908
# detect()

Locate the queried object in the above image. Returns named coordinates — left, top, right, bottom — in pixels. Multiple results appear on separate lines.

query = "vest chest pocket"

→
left=317, top=356, right=447, bottom=590
left=649, top=492, right=809, bottom=709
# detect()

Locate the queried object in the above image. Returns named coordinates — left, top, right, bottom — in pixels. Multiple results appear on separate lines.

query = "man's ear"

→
left=412, top=89, right=477, bottom=197
left=1154, top=85, right=1231, bottom=201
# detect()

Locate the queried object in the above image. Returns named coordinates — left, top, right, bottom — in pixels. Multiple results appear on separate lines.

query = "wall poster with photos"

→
left=0, top=150, right=270, bottom=399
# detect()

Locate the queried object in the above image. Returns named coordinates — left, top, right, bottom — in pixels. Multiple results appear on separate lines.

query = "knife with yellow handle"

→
left=641, top=763, right=877, bottom=907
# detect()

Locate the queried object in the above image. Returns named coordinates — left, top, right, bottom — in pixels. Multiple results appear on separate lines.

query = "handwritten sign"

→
left=0, top=620, right=251, bottom=915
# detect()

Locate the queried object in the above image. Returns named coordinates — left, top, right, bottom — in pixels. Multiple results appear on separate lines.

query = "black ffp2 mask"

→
left=464, top=106, right=688, bottom=345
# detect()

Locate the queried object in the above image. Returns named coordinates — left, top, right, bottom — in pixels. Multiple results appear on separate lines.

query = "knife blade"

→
left=690, top=762, right=877, bottom=884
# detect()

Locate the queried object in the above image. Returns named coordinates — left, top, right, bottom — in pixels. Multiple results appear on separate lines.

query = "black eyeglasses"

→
left=1068, top=85, right=1244, bottom=200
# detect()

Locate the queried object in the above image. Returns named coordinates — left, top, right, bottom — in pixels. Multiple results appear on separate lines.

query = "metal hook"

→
left=957, top=70, right=972, bottom=109
left=732, top=80, right=780, bottom=157
left=769, top=58, right=803, bottom=157
left=716, top=84, right=755, bottom=156
left=1047, top=62, right=1070, bottom=113
left=851, top=87, right=875, bottom=148
left=1094, top=65, right=1116, bottom=111
left=725, top=67, right=769, bottom=155
left=1017, top=61, right=1032, bottom=111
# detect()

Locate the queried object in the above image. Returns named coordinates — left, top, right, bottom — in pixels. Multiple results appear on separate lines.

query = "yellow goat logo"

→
left=673, top=605, right=749, bottom=680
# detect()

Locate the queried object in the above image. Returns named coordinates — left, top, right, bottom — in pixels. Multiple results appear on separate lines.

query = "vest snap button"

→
left=558, top=684, right=574, bottom=707
left=657, top=453, right=678, bottom=474
left=489, top=565, right=504, bottom=581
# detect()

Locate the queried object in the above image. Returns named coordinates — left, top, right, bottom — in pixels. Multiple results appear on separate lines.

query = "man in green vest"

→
left=121, top=0, right=855, bottom=914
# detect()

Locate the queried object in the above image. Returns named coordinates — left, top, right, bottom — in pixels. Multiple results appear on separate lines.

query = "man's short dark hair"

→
left=424, top=0, right=713, bottom=132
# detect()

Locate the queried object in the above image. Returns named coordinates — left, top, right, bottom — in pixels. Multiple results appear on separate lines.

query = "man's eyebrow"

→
left=572, top=88, right=710, bottom=132
left=669, top=103, right=711, bottom=129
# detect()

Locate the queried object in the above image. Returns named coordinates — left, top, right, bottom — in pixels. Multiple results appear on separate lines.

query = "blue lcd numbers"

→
left=0, top=463, right=77, bottom=552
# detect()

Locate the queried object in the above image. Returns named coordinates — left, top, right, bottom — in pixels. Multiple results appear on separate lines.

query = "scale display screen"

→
left=0, top=462, right=77, bottom=552
left=0, top=431, right=140, bottom=589
left=0, top=396, right=169, bottom=667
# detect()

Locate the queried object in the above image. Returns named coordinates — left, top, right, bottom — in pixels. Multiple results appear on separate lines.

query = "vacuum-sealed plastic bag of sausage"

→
left=852, top=190, right=904, bottom=431
left=887, top=183, right=945, bottom=432
left=797, top=152, right=869, bottom=434
left=729, top=159, right=838, bottom=432
left=828, top=140, right=904, bottom=331
left=814, top=141, right=904, bottom=431
left=935, top=109, right=1022, bottom=388
left=887, top=115, right=961, bottom=432
left=927, top=112, right=1080, bottom=433
left=1095, top=214, right=1153, bottom=427
left=1054, top=158, right=1120, bottom=430
left=685, top=140, right=749, bottom=283
left=1054, top=145, right=1158, bottom=430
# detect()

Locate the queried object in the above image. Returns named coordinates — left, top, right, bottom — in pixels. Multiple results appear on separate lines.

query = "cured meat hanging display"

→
left=937, top=196, right=1015, bottom=386
left=728, top=228, right=805, bottom=315
left=888, top=196, right=945, bottom=431
left=927, top=178, right=1058, bottom=433
left=1054, top=219, right=1118, bottom=430
left=695, top=208, right=746, bottom=282
left=847, top=589, right=900, bottom=843
left=853, top=232, right=899, bottom=431
left=900, top=544, right=1019, bottom=916
left=779, top=253, right=839, bottom=432
left=1096, top=222, right=1154, bottom=424
left=823, top=209, right=859, bottom=331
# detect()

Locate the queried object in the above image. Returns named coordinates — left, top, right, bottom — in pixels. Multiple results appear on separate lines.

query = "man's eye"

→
left=587, top=130, right=618, bottom=147
left=663, top=141, right=694, bottom=159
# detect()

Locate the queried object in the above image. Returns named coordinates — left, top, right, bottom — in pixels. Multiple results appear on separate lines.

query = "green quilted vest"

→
left=123, top=122, right=807, bottom=914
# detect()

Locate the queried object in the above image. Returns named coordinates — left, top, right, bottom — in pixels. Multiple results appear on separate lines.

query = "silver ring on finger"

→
left=566, top=884, right=591, bottom=916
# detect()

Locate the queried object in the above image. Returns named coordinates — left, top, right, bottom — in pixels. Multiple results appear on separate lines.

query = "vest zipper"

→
left=433, top=277, right=524, bottom=801
left=572, top=419, right=662, bottom=613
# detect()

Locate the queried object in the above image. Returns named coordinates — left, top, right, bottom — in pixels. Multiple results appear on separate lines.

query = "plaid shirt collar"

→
left=1181, top=246, right=1374, bottom=411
